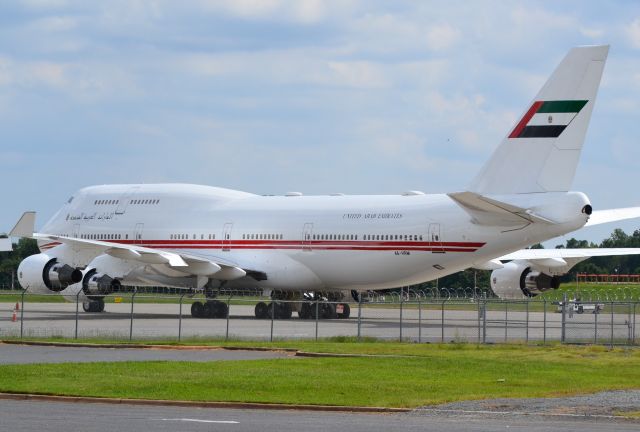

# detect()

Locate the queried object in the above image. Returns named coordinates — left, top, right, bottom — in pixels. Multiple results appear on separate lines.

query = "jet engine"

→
left=490, top=261, right=560, bottom=299
left=82, top=269, right=121, bottom=297
left=17, top=254, right=83, bottom=294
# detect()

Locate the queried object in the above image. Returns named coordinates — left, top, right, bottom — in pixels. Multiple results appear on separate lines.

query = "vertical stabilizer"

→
left=469, top=45, right=608, bottom=195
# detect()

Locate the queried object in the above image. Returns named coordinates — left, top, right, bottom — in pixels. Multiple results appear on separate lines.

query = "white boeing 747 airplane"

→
left=8, top=45, right=640, bottom=319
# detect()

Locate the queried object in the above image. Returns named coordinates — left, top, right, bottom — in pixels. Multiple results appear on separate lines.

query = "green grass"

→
left=1, top=343, right=640, bottom=408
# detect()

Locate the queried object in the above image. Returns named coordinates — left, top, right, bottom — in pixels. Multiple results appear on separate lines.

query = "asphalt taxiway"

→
left=1, top=398, right=639, bottom=432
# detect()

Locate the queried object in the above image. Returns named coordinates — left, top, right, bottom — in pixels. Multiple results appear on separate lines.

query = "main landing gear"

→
left=82, top=298, right=105, bottom=313
left=253, top=292, right=351, bottom=320
left=191, top=300, right=229, bottom=319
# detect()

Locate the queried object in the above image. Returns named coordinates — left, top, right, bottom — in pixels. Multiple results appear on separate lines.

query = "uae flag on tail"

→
left=509, top=100, right=588, bottom=138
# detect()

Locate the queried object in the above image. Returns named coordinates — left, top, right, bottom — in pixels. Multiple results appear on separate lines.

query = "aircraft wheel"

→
left=82, top=299, right=105, bottom=313
left=94, top=298, right=105, bottom=312
left=212, top=301, right=229, bottom=318
left=202, top=301, right=214, bottom=318
left=255, top=302, right=268, bottom=319
left=336, top=303, right=350, bottom=319
left=320, top=303, right=336, bottom=320
left=191, top=301, right=204, bottom=318
left=299, top=302, right=312, bottom=319
left=277, top=303, right=292, bottom=320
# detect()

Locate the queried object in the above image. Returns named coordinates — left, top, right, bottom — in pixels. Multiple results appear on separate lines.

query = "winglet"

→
left=9, top=211, right=36, bottom=238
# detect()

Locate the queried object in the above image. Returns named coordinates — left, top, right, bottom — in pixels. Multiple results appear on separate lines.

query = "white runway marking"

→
left=158, top=418, right=239, bottom=424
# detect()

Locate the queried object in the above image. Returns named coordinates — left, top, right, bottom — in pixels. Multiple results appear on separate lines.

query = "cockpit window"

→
left=67, top=196, right=74, bottom=204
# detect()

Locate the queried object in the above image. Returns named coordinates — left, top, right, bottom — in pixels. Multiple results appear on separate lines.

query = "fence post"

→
left=441, top=300, right=445, bottom=343
left=482, top=298, right=487, bottom=344
left=610, top=301, right=614, bottom=349
left=476, top=297, right=481, bottom=344
left=314, top=297, right=319, bottom=341
left=399, top=290, right=404, bottom=342
left=594, top=303, right=599, bottom=344
left=20, top=290, right=25, bottom=339
left=357, top=293, right=362, bottom=342
left=225, top=295, right=232, bottom=342
left=525, top=300, right=529, bottom=344
left=178, top=292, right=186, bottom=342
left=270, top=301, right=275, bottom=343
left=129, top=288, right=137, bottom=341
left=75, top=290, right=81, bottom=340
left=633, top=302, right=637, bottom=345
left=543, top=298, right=547, bottom=345
left=418, top=297, right=422, bottom=344
left=504, top=301, right=508, bottom=343
left=561, top=293, right=567, bottom=344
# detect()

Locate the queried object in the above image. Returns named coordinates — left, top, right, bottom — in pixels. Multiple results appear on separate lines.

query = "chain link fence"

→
left=0, top=289, right=638, bottom=346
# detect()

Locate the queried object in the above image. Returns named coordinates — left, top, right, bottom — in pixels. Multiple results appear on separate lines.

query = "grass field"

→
left=1, top=342, right=640, bottom=408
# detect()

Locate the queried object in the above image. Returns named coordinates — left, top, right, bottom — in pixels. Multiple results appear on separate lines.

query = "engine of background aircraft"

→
left=490, top=261, right=560, bottom=299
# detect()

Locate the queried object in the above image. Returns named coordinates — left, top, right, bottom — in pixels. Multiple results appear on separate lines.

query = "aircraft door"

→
left=302, top=223, right=313, bottom=251
left=115, top=186, right=139, bottom=215
left=428, top=223, right=444, bottom=253
left=222, top=223, right=233, bottom=251
left=73, top=224, right=80, bottom=239
left=134, top=223, right=144, bottom=245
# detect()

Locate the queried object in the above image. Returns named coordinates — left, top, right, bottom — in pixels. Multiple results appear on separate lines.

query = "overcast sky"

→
left=2, top=0, right=640, bottom=246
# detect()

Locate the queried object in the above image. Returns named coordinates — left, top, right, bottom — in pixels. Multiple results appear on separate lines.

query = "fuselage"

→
left=39, top=184, right=590, bottom=292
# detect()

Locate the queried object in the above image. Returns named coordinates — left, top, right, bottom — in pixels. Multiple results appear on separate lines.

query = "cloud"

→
left=425, top=23, right=460, bottom=51
left=626, top=18, right=640, bottom=49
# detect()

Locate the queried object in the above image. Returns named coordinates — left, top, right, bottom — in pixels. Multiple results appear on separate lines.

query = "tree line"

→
left=1, top=228, right=639, bottom=289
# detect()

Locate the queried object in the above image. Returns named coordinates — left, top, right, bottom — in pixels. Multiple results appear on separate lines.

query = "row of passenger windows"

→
left=93, top=199, right=160, bottom=205
left=81, top=233, right=126, bottom=240
left=170, top=234, right=216, bottom=240
left=131, top=199, right=160, bottom=205
left=242, top=234, right=284, bottom=240
left=363, top=234, right=423, bottom=241
left=306, top=234, right=423, bottom=241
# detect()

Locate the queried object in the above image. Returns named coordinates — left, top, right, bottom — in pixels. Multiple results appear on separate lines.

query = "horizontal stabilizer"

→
left=9, top=211, right=36, bottom=238
left=448, top=192, right=555, bottom=226
left=586, top=207, right=640, bottom=227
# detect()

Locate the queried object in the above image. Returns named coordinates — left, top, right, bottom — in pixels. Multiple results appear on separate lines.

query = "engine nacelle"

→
left=82, top=269, right=121, bottom=297
left=17, top=254, right=83, bottom=293
left=491, top=261, right=560, bottom=299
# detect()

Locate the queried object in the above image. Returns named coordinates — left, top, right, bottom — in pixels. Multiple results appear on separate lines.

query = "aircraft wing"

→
left=10, top=212, right=247, bottom=280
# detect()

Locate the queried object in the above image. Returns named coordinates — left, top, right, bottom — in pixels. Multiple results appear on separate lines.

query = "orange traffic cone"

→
left=15, top=302, right=19, bottom=311
left=11, top=309, right=17, bottom=322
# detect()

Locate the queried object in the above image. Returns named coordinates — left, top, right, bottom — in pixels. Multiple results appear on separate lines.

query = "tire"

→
left=191, top=301, right=204, bottom=318
left=255, top=302, right=268, bottom=319
left=202, top=301, right=214, bottom=318
left=299, top=302, right=312, bottom=319
left=277, top=303, right=292, bottom=320
left=336, top=303, right=350, bottom=319
left=94, top=298, right=105, bottom=313
left=213, top=301, right=229, bottom=319
left=82, top=300, right=92, bottom=312
left=320, top=303, right=336, bottom=320
left=577, top=306, right=584, bottom=314
left=82, top=299, right=105, bottom=313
